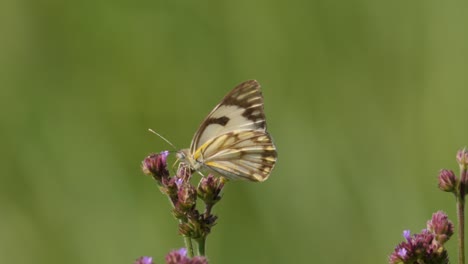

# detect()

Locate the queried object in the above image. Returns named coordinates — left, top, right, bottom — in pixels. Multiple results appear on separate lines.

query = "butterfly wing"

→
left=190, top=80, right=267, bottom=153
left=193, top=130, right=277, bottom=182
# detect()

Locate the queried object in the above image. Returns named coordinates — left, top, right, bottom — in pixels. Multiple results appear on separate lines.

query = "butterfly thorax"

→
left=177, top=148, right=203, bottom=171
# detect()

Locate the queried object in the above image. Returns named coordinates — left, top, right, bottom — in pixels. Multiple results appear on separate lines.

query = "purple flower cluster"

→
left=142, top=151, right=225, bottom=240
left=165, top=248, right=208, bottom=264
left=135, top=248, right=208, bottom=264
left=389, top=211, right=453, bottom=264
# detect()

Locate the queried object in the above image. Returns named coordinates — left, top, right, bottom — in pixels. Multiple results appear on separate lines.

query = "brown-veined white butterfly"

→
left=160, top=80, right=277, bottom=182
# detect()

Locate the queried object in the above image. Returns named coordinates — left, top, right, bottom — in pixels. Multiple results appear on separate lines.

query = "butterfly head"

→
left=176, top=148, right=202, bottom=171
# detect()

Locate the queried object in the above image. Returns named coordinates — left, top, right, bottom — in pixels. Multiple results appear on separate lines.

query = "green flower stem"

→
left=196, top=202, right=214, bottom=256
left=168, top=195, right=194, bottom=258
left=459, top=163, right=468, bottom=264
left=197, top=238, right=206, bottom=256
left=183, top=234, right=194, bottom=258
left=457, top=196, right=465, bottom=264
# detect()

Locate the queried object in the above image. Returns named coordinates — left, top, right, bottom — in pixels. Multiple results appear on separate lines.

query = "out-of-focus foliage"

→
left=1, top=0, right=468, bottom=263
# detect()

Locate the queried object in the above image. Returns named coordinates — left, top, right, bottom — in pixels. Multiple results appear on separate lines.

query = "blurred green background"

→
left=2, top=0, right=468, bottom=263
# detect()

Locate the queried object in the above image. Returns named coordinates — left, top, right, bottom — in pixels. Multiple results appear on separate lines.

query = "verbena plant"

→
left=136, top=151, right=228, bottom=264
left=389, top=149, right=468, bottom=264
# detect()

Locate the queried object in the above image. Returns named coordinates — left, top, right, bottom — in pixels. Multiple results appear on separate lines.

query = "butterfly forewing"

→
left=190, top=80, right=267, bottom=153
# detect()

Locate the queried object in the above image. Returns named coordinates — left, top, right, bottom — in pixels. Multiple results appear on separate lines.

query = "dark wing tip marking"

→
left=224, top=80, right=267, bottom=129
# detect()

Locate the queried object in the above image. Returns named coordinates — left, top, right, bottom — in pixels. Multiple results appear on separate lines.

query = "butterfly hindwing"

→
left=194, top=130, right=277, bottom=182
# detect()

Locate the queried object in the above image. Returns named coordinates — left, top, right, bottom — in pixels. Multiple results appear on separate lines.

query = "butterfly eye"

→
left=176, top=151, right=185, bottom=160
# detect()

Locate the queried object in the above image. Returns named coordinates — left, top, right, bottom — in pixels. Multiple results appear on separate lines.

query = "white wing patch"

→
left=194, top=105, right=255, bottom=149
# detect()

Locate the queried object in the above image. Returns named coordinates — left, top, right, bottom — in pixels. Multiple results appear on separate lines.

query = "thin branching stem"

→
left=457, top=197, right=465, bottom=264
left=168, top=196, right=195, bottom=258
left=458, top=166, right=467, bottom=264
left=196, top=203, right=213, bottom=256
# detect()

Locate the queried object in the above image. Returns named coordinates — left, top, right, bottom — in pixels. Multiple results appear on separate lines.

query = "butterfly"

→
left=176, top=80, right=277, bottom=182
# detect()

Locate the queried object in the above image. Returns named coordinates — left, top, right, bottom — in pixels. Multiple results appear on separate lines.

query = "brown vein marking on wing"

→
left=199, top=130, right=277, bottom=182
left=200, top=130, right=275, bottom=159
left=207, top=148, right=276, bottom=171
left=190, top=80, right=267, bottom=152
left=205, top=157, right=276, bottom=182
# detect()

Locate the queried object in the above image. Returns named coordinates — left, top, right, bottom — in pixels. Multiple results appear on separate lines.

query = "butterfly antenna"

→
left=171, top=160, right=178, bottom=170
left=148, top=129, right=178, bottom=151
left=171, top=156, right=182, bottom=171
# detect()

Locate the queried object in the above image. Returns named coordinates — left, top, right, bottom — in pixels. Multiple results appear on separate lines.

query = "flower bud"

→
left=438, top=169, right=457, bottom=193
left=142, top=151, right=170, bottom=181
left=165, top=248, right=208, bottom=264
left=176, top=165, right=193, bottom=181
left=197, top=174, right=224, bottom=204
left=177, top=184, right=197, bottom=210
left=178, top=211, right=202, bottom=238
left=457, top=148, right=468, bottom=168
left=134, top=256, right=154, bottom=264
left=458, top=149, right=468, bottom=194
left=165, top=248, right=189, bottom=264
left=403, top=230, right=411, bottom=241
left=427, top=211, right=454, bottom=244
left=160, top=177, right=179, bottom=205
